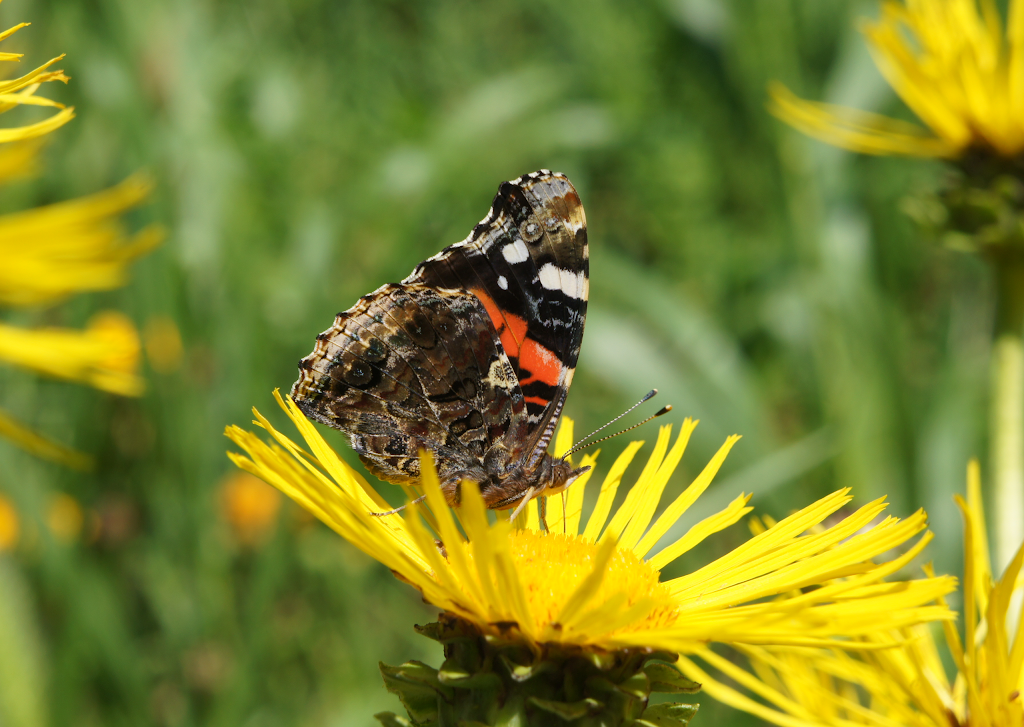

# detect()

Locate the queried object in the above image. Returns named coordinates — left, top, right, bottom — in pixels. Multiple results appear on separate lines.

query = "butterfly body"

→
left=291, top=170, right=590, bottom=509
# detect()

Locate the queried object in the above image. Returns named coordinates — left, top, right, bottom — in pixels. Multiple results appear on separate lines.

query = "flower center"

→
left=505, top=530, right=672, bottom=630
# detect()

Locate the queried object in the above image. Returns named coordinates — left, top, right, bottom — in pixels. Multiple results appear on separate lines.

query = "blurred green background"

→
left=0, top=0, right=994, bottom=724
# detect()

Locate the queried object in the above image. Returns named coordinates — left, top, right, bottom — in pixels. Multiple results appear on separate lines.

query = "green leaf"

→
left=0, top=559, right=47, bottom=727
left=644, top=663, right=702, bottom=694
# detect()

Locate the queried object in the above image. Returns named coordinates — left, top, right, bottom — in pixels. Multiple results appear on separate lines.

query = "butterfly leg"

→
left=537, top=496, right=548, bottom=533
left=370, top=493, right=427, bottom=517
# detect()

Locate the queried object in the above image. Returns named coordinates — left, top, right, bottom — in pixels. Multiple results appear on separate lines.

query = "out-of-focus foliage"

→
left=0, top=0, right=990, bottom=725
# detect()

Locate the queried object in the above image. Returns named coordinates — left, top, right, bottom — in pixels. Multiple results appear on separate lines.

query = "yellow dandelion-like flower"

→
left=227, top=391, right=955, bottom=654
left=677, top=459, right=1023, bottom=727
left=770, top=0, right=1024, bottom=158
left=0, top=8, right=161, bottom=468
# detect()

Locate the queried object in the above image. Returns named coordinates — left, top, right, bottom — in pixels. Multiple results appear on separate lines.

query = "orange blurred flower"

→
left=46, top=493, right=83, bottom=543
left=0, top=494, right=18, bottom=550
left=219, top=471, right=281, bottom=546
left=143, top=315, right=184, bottom=374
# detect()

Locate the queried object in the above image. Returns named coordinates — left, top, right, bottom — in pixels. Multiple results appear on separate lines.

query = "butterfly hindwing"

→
left=292, top=284, right=525, bottom=487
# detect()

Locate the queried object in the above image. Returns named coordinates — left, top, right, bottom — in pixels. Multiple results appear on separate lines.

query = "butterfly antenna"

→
left=561, top=390, right=671, bottom=460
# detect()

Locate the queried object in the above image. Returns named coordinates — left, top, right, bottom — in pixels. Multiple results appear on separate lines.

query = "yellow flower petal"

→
left=0, top=18, right=74, bottom=143
left=0, top=175, right=162, bottom=306
left=0, top=138, right=43, bottom=184
left=0, top=407, right=92, bottom=469
left=686, top=458, right=1024, bottom=727
left=769, top=0, right=1024, bottom=159
left=768, top=83, right=957, bottom=157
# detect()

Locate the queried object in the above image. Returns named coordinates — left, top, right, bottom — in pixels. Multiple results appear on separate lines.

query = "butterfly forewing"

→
left=406, top=171, right=589, bottom=463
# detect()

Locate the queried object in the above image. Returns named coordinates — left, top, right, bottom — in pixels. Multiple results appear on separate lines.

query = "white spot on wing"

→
left=497, top=275, right=508, bottom=290
left=502, top=239, right=529, bottom=264
left=538, top=263, right=587, bottom=299
left=484, top=358, right=516, bottom=389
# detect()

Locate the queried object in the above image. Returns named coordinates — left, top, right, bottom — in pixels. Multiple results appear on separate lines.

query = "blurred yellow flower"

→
left=0, top=175, right=161, bottom=307
left=226, top=391, right=955, bottom=654
left=143, top=315, right=183, bottom=374
left=0, top=311, right=143, bottom=396
left=0, top=9, right=161, bottom=467
left=676, top=459, right=1022, bottom=727
left=770, top=0, right=1024, bottom=158
left=0, top=494, right=18, bottom=550
left=46, top=493, right=82, bottom=543
left=218, top=471, right=282, bottom=546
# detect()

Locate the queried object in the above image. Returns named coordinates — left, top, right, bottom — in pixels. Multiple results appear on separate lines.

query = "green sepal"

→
left=379, top=660, right=450, bottom=724
left=437, top=658, right=502, bottom=690
left=636, top=702, right=700, bottom=727
left=585, top=675, right=648, bottom=720
left=618, top=672, right=651, bottom=699
left=374, top=712, right=416, bottom=727
left=384, top=616, right=705, bottom=726
left=498, top=652, right=553, bottom=683
left=644, top=663, right=701, bottom=694
left=528, top=696, right=603, bottom=720
left=585, top=650, right=617, bottom=671
left=903, top=154, right=1024, bottom=257
left=416, top=618, right=477, bottom=644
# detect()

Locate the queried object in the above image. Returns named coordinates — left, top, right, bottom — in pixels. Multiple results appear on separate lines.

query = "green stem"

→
left=991, top=259, right=1024, bottom=572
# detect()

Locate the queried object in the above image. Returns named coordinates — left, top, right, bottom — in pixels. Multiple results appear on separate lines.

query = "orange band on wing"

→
left=470, top=287, right=527, bottom=357
left=518, top=337, right=563, bottom=387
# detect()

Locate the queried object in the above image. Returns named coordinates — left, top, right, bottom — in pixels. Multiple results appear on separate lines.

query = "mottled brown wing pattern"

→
left=405, top=170, right=588, bottom=465
left=291, top=283, right=525, bottom=487
left=291, top=170, right=590, bottom=509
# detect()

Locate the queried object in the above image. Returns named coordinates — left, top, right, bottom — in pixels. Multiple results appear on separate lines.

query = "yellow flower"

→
left=0, top=10, right=161, bottom=467
left=770, top=0, right=1024, bottom=158
left=677, top=459, right=1019, bottom=727
left=226, top=391, right=955, bottom=654
left=0, top=494, right=18, bottom=551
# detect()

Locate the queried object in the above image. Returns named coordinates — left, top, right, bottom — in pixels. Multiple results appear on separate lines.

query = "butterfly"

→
left=290, top=170, right=591, bottom=513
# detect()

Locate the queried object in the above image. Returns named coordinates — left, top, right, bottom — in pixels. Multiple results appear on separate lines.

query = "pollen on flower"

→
left=501, top=529, right=675, bottom=633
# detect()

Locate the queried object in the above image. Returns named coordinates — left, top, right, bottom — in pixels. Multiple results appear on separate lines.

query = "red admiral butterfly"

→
left=291, top=171, right=591, bottom=512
